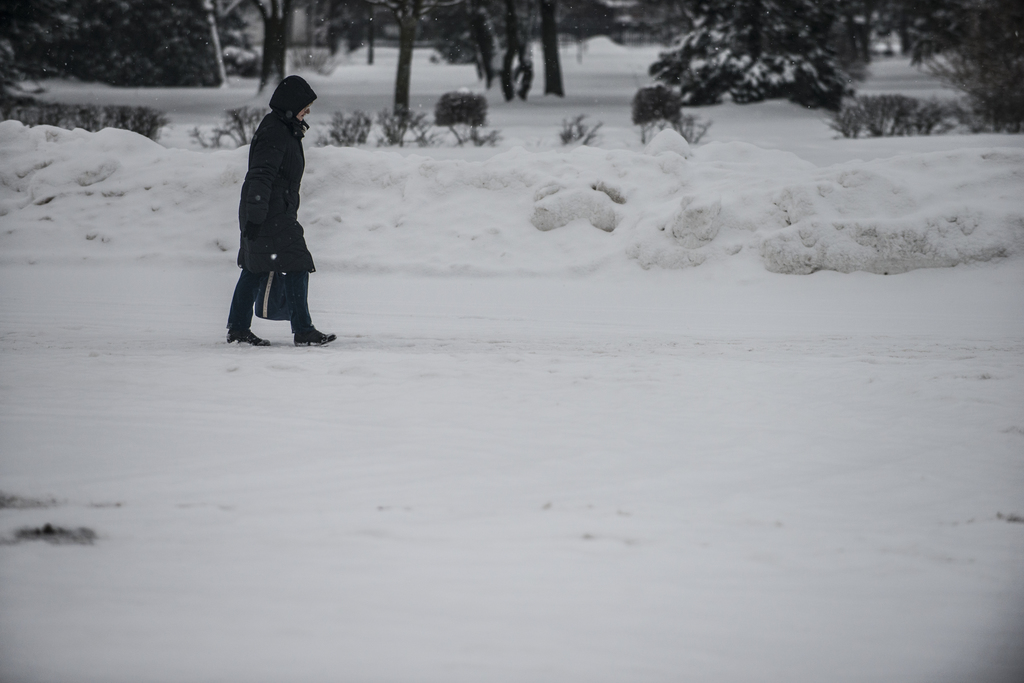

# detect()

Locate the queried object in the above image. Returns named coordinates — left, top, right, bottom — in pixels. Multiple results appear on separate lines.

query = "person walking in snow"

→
left=226, top=75, right=336, bottom=346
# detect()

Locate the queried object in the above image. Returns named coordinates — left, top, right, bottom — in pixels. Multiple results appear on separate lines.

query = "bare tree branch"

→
left=364, top=0, right=463, bottom=14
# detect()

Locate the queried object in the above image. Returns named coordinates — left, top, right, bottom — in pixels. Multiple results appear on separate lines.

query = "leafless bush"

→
left=316, top=110, right=373, bottom=147
left=0, top=101, right=168, bottom=140
left=464, top=127, right=501, bottom=146
left=828, top=95, right=958, bottom=138
left=101, top=105, right=169, bottom=140
left=672, top=114, right=711, bottom=144
left=288, top=47, right=335, bottom=74
left=375, top=109, right=439, bottom=147
left=190, top=106, right=264, bottom=148
left=559, top=114, right=603, bottom=146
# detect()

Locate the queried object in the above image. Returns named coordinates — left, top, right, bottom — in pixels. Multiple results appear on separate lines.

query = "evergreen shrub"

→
left=925, top=0, right=1024, bottom=133
left=632, top=85, right=682, bottom=126
left=217, top=9, right=259, bottom=77
left=48, top=0, right=220, bottom=87
left=434, top=91, right=499, bottom=146
left=631, top=86, right=711, bottom=144
left=649, top=0, right=851, bottom=110
left=222, top=47, right=260, bottom=78
left=434, top=91, right=488, bottom=128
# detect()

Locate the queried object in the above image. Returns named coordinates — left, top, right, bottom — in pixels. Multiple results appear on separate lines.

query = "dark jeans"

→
left=227, top=268, right=314, bottom=334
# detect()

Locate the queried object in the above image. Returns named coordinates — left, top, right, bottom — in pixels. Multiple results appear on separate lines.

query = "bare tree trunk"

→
left=261, top=13, right=287, bottom=88
left=367, top=9, right=375, bottom=64
left=539, top=0, right=562, bottom=96
left=861, top=0, right=877, bottom=63
left=375, top=0, right=466, bottom=108
left=254, top=0, right=291, bottom=91
left=515, top=37, right=532, bottom=99
left=326, top=0, right=341, bottom=55
left=470, top=0, right=495, bottom=88
left=841, top=0, right=876, bottom=65
left=394, top=9, right=419, bottom=112
left=741, top=0, right=761, bottom=61
left=500, top=0, right=519, bottom=100
left=205, top=0, right=229, bottom=87
left=897, top=8, right=910, bottom=56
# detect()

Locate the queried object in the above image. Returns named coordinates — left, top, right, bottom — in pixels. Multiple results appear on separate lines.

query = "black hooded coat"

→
left=237, top=76, right=318, bottom=273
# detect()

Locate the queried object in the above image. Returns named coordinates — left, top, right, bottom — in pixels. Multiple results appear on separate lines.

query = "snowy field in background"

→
left=2, top=39, right=1024, bottom=683
left=30, top=38, right=1024, bottom=165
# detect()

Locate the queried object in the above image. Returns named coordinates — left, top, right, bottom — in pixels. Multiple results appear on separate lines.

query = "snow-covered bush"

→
left=222, top=46, right=260, bottom=78
left=316, top=111, right=373, bottom=147
left=433, top=91, right=500, bottom=146
left=649, top=0, right=851, bottom=110
left=631, top=85, right=711, bottom=144
left=189, top=106, right=264, bottom=149
left=0, top=101, right=168, bottom=140
left=828, top=95, right=958, bottom=138
left=559, top=115, right=603, bottom=146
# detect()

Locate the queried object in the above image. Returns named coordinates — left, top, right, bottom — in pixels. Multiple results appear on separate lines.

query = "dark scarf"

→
left=272, top=109, right=309, bottom=139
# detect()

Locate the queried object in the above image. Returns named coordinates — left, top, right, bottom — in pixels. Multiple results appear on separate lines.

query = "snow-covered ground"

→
left=2, top=40, right=1023, bottom=683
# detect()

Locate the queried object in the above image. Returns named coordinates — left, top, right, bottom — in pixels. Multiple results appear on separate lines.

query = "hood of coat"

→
left=269, top=75, right=317, bottom=121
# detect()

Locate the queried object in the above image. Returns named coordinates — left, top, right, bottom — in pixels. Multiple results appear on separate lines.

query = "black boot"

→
left=294, top=329, right=337, bottom=346
left=227, top=329, right=270, bottom=346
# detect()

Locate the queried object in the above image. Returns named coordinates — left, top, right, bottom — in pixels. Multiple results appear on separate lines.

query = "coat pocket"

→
left=268, top=188, right=287, bottom=218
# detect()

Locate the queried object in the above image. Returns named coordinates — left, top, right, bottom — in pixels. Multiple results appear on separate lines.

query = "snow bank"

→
left=1, top=120, right=1021, bottom=274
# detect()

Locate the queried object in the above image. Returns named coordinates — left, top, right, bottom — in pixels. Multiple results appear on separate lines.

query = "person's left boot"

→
left=227, top=329, right=270, bottom=346
left=294, top=329, right=337, bottom=346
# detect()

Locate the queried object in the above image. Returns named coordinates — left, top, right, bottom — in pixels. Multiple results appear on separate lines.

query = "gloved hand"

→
left=243, top=220, right=262, bottom=240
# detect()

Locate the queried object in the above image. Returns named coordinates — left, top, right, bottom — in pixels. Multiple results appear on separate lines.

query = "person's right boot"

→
left=294, top=329, right=337, bottom=346
left=227, top=329, right=270, bottom=346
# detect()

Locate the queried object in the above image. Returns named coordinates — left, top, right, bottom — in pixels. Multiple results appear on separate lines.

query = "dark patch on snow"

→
left=997, top=512, right=1024, bottom=524
left=580, top=533, right=640, bottom=547
left=8, top=523, right=97, bottom=545
left=0, top=492, right=58, bottom=509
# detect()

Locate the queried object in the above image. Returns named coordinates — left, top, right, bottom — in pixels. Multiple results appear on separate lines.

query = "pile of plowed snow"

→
left=1, top=121, right=1021, bottom=274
